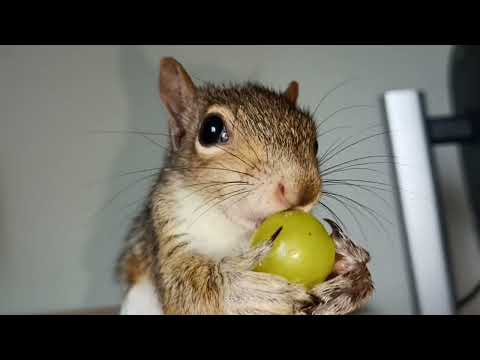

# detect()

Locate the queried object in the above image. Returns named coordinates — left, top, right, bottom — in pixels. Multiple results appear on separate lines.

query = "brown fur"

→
left=116, top=57, right=373, bottom=315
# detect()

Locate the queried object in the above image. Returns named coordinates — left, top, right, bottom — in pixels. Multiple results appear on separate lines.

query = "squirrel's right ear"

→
left=159, top=57, right=197, bottom=151
left=284, top=81, right=299, bottom=106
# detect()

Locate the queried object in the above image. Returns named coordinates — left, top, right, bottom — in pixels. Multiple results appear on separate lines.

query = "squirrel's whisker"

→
left=316, top=201, right=347, bottom=231
left=320, top=131, right=390, bottom=167
left=187, top=189, right=252, bottom=230
left=323, top=191, right=391, bottom=236
left=312, top=77, right=357, bottom=118
left=319, top=196, right=368, bottom=244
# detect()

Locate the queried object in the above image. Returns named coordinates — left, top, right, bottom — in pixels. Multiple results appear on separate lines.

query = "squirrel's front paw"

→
left=307, top=219, right=374, bottom=315
left=222, top=271, right=313, bottom=315
left=219, top=227, right=313, bottom=315
left=307, top=268, right=373, bottom=315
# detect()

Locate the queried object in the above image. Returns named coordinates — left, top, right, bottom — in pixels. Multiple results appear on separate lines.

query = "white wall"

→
left=1, top=45, right=477, bottom=314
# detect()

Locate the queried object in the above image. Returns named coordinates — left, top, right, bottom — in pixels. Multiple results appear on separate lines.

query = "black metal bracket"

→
left=427, top=112, right=480, bottom=144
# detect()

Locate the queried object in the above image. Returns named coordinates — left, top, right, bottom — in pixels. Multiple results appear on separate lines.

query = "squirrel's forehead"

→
left=238, top=106, right=316, bottom=134
left=202, top=101, right=314, bottom=126
left=200, top=88, right=317, bottom=136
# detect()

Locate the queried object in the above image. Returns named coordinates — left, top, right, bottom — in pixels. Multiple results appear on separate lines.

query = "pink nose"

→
left=275, top=182, right=290, bottom=207
left=275, top=181, right=319, bottom=212
left=277, top=183, right=287, bottom=202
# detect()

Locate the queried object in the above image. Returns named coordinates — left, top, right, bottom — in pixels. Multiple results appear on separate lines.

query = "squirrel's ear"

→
left=159, top=57, right=197, bottom=151
left=284, top=81, right=299, bottom=106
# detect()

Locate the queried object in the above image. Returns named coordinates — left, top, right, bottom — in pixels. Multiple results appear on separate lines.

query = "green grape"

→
left=251, top=210, right=336, bottom=289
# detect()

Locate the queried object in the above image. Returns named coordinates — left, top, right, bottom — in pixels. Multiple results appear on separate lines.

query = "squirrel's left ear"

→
left=284, top=81, right=299, bottom=106
left=159, top=57, right=197, bottom=151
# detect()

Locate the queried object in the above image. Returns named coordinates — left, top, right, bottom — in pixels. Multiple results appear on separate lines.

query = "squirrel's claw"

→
left=304, top=219, right=374, bottom=315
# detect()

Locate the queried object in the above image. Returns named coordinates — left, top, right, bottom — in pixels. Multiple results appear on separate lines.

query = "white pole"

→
left=383, top=89, right=455, bottom=315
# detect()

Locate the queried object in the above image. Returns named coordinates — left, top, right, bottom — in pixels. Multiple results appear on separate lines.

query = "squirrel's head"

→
left=159, top=57, right=322, bottom=231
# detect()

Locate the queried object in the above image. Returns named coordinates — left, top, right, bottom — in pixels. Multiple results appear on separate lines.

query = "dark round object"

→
left=198, top=115, right=229, bottom=146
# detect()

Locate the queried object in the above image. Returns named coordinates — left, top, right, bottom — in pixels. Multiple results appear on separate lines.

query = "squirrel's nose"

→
left=275, top=181, right=319, bottom=212
left=277, top=182, right=287, bottom=204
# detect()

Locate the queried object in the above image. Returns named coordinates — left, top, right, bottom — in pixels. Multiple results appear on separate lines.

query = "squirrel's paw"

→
left=306, top=219, right=374, bottom=315
left=220, top=226, right=313, bottom=315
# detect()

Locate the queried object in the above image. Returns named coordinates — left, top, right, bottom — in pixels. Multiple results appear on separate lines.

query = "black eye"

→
left=198, top=115, right=229, bottom=147
left=314, top=140, right=319, bottom=154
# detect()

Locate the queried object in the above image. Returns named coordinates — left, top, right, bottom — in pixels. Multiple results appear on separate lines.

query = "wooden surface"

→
left=47, top=306, right=120, bottom=315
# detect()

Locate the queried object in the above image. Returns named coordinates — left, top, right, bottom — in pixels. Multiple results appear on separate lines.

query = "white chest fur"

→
left=121, top=190, right=251, bottom=315
left=120, top=277, right=164, bottom=315
left=173, top=189, right=250, bottom=260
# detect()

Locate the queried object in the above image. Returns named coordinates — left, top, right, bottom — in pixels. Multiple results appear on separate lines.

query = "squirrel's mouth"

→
left=254, top=218, right=265, bottom=229
left=224, top=211, right=266, bottom=233
left=245, top=217, right=265, bottom=232
left=245, top=216, right=268, bottom=232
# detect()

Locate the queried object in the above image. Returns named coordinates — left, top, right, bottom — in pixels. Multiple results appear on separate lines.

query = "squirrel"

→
left=116, top=57, right=374, bottom=315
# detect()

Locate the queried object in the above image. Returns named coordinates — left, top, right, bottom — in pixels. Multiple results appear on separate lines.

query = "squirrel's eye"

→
left=314, top=140, right=319, bottom=154
left=199, top=115, right=229, bottom=146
